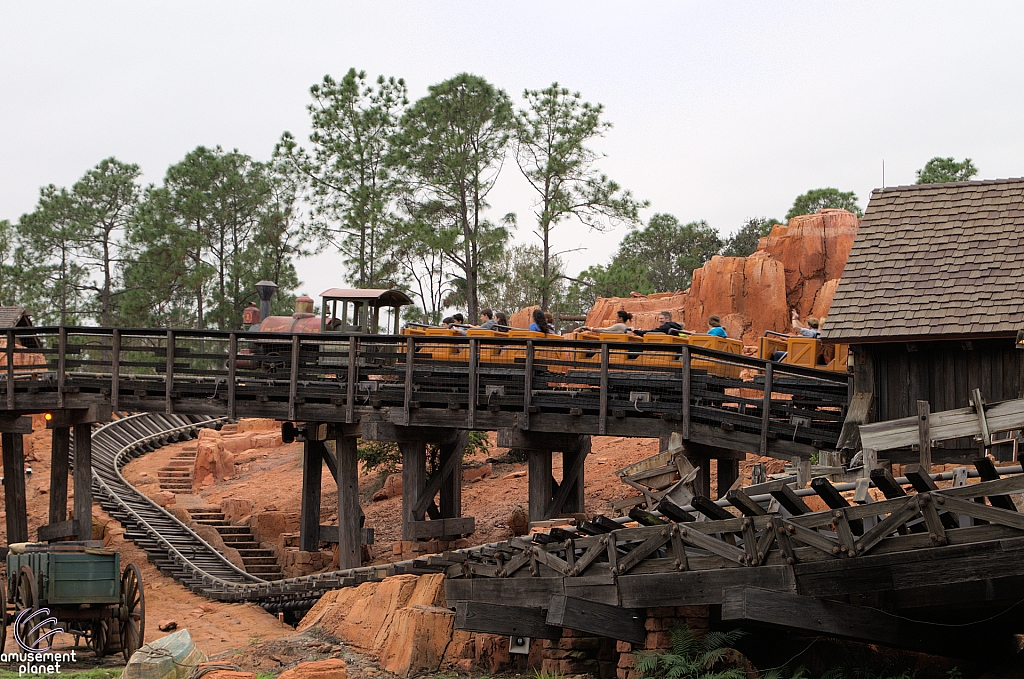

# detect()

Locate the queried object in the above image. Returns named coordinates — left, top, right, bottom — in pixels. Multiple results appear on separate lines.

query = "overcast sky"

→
left=3, top=2, right=1023, bottom=299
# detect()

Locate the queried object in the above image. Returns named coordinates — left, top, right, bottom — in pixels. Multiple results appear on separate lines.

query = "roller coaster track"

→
left=91, top=412, right=401, bottom=614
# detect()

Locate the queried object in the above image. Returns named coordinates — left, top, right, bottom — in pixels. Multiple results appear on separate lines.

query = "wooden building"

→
left=823, top=178, right=1024, bottom=462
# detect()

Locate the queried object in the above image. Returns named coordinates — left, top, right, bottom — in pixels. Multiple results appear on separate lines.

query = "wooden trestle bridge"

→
left=0, top=326, right=847, bottom=570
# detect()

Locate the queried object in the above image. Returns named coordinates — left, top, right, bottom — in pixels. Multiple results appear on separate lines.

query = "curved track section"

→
left=91, top=413, right=403, bottom=611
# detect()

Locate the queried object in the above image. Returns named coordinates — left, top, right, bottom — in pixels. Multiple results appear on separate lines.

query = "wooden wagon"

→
left=2, top=542, right=144, bottom=660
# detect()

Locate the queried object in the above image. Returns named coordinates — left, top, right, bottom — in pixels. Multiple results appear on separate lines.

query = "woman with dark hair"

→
left=583, top=309, right=633, bottom=334
left=529, top=308, right=549, bottom=333
left=495, top=311, right=508, bottom=327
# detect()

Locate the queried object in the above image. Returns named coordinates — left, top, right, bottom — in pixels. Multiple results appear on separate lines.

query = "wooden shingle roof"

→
left=822, top=178, right=1024, bottom=343
left=0, top=307, right=32, bottom=329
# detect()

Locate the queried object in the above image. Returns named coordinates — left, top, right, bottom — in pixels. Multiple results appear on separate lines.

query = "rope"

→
left=189, top=662, right=244, bottom=679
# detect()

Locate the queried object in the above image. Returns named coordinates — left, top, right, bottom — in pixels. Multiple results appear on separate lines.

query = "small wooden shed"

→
left=823, top=178, right=1024, bottom=462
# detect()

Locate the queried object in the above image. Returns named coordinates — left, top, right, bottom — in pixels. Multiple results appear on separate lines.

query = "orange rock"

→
left=379, top=605, right=454, bottom=676
left=462, top=463, right=492, bottom=483
left=221, top=432, right=255, bottom=453
left=248, top=511, right=300, bottom=544
left=509, top=305, right=538, bottom=330
left=193, top=439, right=234, bottom=485
left=277, top=658, right=348, bottom=679
left=237, top=418, right=281, bottom=433
left=252, top=432, right=283, bottom=448
left=583, top=209, right=859, bottom=345
left=382, top=473, right=402, bottom=499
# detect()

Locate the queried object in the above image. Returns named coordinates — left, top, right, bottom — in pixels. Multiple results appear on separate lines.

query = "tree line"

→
left=3, top=64, right=978, bottom=329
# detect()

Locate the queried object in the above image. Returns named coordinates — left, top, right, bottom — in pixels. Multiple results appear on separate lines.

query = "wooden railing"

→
left=0, top=327, right=849, bottom=451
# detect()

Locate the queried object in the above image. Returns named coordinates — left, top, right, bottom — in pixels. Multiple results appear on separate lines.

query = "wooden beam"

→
left=722, top=586, right=962, bottom=657
left=545, top=436, right=590, bottom=520
left=680, top=346, right=691, bottom=439
left=405, top=517, right=475, bottom=539
left=317, top=525, right=374, bottom=545
left=165, top=330, right=174, bottom=415
left=49, top=426, right=70, bottom=525
left=0, top=415, right=32, bottom=434
left=110, top=328, right=120, bottom=412
left=972, top=457, right=1017, bottom=511
left=299, top=440, right=323, bottom=552
left=860, top=395, right=1024, bottom=453
left=599, top=344, right=609, bottom=435
left=546, top=595, right=645, bottom=645
left=288, top=335, right=300, bottom=422
left=38, top=519, right=78, bottom=542
left=760, top=362, right=773, bottom=455
left=362, top=422, right=458, bottom=444
left=528, top=449, right=553, bottom=523
left=617, top=566, right=797, bottom=607
left=336, top=435, right=362, bottom=569
left=455, top=601, right=562, bottom=639
left=717, top=458, right=739, bottom=499
left=2, top=432, right=28, bottom=543
left=400, top=440, right=427, bottom=540
left=227, top=332, right=236, bottom=419
left=917, top=400, right=931, bottom=472
left=72, top=423, right=92, bottom=541
left=497, top=429, right=584, bottom=452
left=413, top=431, right=468, bottom=516
left=44, top=406, right=112, bottom=429
left=445, top=577, right=564, bottom=609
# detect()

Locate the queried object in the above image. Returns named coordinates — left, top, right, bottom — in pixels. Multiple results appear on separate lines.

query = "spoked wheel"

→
left=120, top=564, right=145, bottom=661
left=15, top=566, right=39, bottom=649
left=0, top=575, right=7, bottom=654
left=88, top=620, right=108, bottom=657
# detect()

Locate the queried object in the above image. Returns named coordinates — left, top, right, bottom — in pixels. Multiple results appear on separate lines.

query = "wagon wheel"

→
left=120, top=564, right=145, bottom=661
left=15, top=566, right=39, bottom=649
left=261, top=351, right=281, bottom=374
left=0, top=575, right=6, bottom=654
left=88, top=620, right=108, bottom=657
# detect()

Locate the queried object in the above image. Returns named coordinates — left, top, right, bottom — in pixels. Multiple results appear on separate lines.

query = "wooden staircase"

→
left=190, top=509, right=283, bottom=579
left=157, top=449, right=197, bottom=492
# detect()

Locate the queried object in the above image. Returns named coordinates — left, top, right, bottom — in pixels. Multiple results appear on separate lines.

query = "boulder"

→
left=157, top=620, right=178, bottom=632
left=382, top=473, right=402, bottom=499
left=222, top=498, right=255, bottom=524
left=252, top=432, right=283, bottom=448
left=221, top=433, right=255, bottom=454
left=190, top=524, right=246, bottom=570
left=509, top=305, right=539, bottom=330
left=277, top=659, right=347, bottom=679
left=248, top=511, right=300, bottom=545
left=193, top=439, right=234, bottom=486
left=583, top=209, right=859, bottom=346
left=197, top=427, right=222, bottom=441
left=153, top=491, right=177, bottom=507
left=379, top=605, right=455, bottom=676
left=463, top=463, right=492, bottom=483
left=237, top=418, right=281, bottom=433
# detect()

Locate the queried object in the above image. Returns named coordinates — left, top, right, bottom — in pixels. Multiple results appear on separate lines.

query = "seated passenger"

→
left=544, top=311, right=559, bottom=335
left=707, top=314, right=727, bottom=337
left=477, top=308, right=499, bottom=330
left=495, top=311, right=508, bottom=328
left=582, top=309, right=633, bottom=334
left=633, top=311, right=683, bottom=337
left=528, top=308, right=550, bottom=333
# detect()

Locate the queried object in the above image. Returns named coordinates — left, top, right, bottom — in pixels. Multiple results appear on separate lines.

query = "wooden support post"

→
left=680, top=346, right=691, bottom=439
left=49, top=427, right=70, bottom=524
left=5, top=329, right=14, bottom=409
left=345, top=338, right=357, bottom=424
left=468, top=339, right=478, bottom=429
left=439, top=435, right=464, bottom=521
left=693, top=456, right=711, bottom=498
left=299, top=440, right=323, bottom=552
left=110, top=329, right=120, bottom=412
left=165, top=330, right=174, bottom=414
left=523, top=341, right=534, bottom=430
left=2, top=433, right=28, bottom=543
left=227, top=333, right=237, bottom=419
left=599, top=343, right=609, bottom=435
left=717, top=458, right=739, bottom=499
left=917, top=400, right=931, bottom=473
left=72, top=423, right=92, bottom=541
left=336, top=436, right=361, bottom=569
left=528, top=449, right=553, bottom=523
left=972, top=388, right=991, bottom=447
left=403, top=337, right=414, bottom=425
left=560, top=437, right=589, bottom=514
left=862, top=447, right=877, bottom=479
left=400, top=440, right=427, bottom=540
left=760, top=362, right=773, bottom=454
left=796, top=458, right=811, bottom=489
left=288, top=335, right=300, bottom=421
left=57, top=326, right=67, bottom=409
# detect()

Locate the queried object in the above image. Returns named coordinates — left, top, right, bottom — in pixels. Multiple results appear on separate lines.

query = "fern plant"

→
left=634, top=625, right=749, bottom=679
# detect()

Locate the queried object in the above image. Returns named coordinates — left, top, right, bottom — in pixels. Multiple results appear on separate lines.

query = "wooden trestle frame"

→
left=447, top=471, right=1024, bottom=656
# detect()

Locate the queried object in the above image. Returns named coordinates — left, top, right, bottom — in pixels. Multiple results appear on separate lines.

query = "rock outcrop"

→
left=584, top=209, right=859, bottom=345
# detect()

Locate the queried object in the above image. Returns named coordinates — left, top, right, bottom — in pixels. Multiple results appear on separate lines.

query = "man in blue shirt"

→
left=707, top=315, right=727, bottom=338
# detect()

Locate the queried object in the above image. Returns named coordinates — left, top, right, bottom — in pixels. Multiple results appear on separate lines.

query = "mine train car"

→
left=240, top=288, right=414, bottom=371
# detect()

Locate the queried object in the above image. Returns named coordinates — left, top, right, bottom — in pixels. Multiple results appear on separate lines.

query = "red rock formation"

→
left=583, top=209, right=859, bottom=345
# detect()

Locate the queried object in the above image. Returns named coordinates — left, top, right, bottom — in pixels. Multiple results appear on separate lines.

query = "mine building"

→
left=824, top=177, right=1024, bottom=463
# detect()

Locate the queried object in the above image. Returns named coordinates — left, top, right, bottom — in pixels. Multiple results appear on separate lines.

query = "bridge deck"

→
left=0, top=327, right=848, bottom=458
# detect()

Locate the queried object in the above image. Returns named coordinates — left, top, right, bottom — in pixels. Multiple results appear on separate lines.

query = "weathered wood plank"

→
left=546, top=595, right=645, bottom=644
left=406, top=517, right=475, bottom=539
left=616, top=566, right=797, bottom=607
left=72, top=423, right=92, bottom=541
left=455, top=601, right=562, bottom=639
